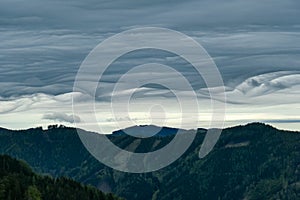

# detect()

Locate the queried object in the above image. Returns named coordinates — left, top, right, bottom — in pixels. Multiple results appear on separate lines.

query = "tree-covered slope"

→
left=0, top=155, right=121, bottom=200
left=0, top=123, right=299, bottom=200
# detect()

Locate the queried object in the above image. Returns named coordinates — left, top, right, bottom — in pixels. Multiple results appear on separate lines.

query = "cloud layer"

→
left=0, top=0, right=299, bottom=131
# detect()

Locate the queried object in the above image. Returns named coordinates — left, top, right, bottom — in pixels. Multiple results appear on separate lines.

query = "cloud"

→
left=262, top=119, right=300, bottom=124
left=1, top=29, right=299, bottom=100
left=233, top=71, right=300, bottom=97
left=43, top=112, right=81, bottom=123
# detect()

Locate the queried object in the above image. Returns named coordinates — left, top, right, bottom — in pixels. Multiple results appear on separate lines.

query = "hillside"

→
left=0, top=154, right=121, bottom=200
left=0, top=123, right=299, bottom=199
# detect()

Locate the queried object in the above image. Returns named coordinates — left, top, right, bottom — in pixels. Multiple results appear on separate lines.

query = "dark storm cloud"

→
left=1, top=0, right=299, bottom=30
left=0, top=0, right=299, bottom=102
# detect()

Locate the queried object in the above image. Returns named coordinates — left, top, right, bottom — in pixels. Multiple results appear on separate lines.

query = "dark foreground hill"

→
left=0, top=155, right=121, bottom=200
left=0, top=123, right=299, bottom=200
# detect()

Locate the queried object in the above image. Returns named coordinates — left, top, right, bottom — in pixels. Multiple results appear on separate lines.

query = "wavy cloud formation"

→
left=0, top=0, right=299, bottom=131
left=0, top=70, right=299, bottom=132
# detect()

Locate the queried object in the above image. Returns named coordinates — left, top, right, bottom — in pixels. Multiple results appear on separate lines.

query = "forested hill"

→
left=0, top=155, right=122, bottom=200
left=0, top=123, right=299, bottom=200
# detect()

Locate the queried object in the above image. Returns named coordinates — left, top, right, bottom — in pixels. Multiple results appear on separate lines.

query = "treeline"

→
left=0, top=155, right=122, bottom=200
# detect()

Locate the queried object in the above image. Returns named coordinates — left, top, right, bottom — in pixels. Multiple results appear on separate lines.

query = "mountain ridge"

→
left=0, top=122, right=299, bottom=199
left=0, top=122, right=295, bottom=136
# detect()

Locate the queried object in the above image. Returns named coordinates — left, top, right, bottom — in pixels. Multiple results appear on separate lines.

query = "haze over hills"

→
left=0, top=123, right=299, bottom=200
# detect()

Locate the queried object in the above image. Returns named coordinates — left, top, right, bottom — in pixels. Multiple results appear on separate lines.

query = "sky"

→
left=0, top=0, right=300, bottom=132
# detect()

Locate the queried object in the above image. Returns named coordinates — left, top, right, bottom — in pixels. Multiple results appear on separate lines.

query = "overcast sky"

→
left=0, top=0, right=299, bottom=132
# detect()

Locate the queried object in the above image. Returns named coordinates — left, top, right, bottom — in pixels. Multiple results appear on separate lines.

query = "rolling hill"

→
left=0, top=154, right=121, bottom=200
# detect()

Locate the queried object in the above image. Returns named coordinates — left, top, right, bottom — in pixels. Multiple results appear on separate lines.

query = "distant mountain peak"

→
left=111, top=125, right=184, bottom=137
